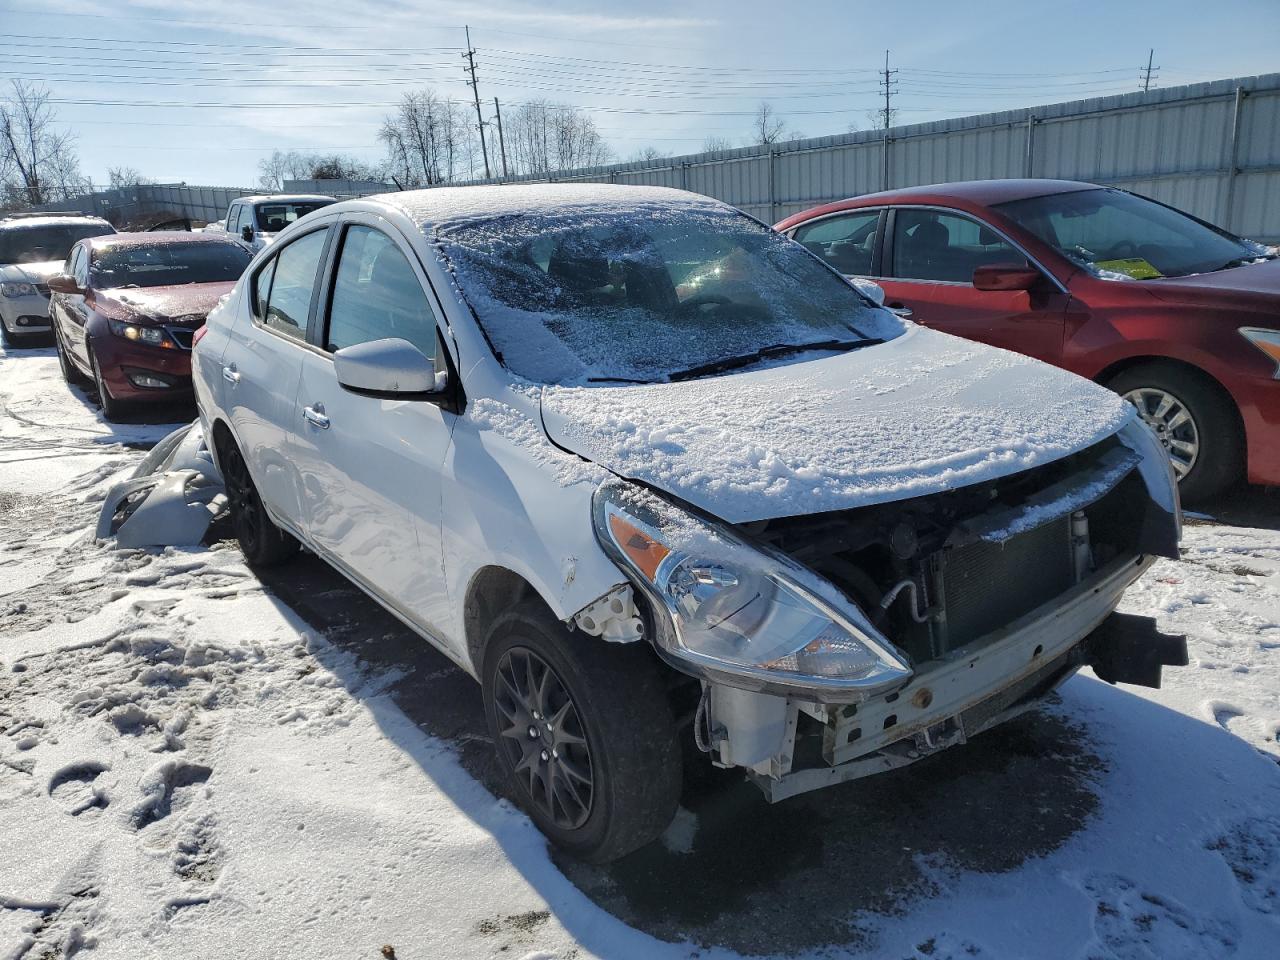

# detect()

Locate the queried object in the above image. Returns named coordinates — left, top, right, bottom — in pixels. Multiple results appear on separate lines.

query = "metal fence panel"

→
left=12, top=73, right=1280, bottom=240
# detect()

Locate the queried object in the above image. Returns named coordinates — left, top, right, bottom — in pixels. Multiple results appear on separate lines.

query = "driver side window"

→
left=892, top=210, right=1028, bottom=284
left=324, top=225, right=437, bottom=361
left=792, top=211, right=880, bottom=276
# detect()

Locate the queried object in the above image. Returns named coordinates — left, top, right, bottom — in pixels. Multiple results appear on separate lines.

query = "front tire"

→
left=482, top=601, right=681, bottom=863
left=88, top=344, right=127, bottom=421
left=55, top=327, right=88, bottom=385
left=217, top=436, right=299, bottom=567
left=1109, top=362, right=1241, bottom=504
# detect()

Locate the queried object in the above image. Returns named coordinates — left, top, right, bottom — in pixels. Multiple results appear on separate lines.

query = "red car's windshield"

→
left=995, top=188, right=1274, bottom=279
left=91, top=242, right=251, bottom=289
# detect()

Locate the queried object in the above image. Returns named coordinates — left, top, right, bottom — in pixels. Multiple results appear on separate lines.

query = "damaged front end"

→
left=97, top=421, right=225, bottom=549
left=595, top=418, right=1186, bottom=801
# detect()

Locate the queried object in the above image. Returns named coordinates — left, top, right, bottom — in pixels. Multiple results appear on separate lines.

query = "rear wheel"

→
left=218, top=436, right=299, bottom=567
left=1109, top=362, right=1241, bottom=504
left=88, top=345, right=127, bottom=421
left=482, top=601, right=681, bottom=863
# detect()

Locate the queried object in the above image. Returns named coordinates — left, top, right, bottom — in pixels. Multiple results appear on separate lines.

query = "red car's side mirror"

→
left=46, top=274, right=83, bottom=295
left=973, top=263, right=1043, bottom=292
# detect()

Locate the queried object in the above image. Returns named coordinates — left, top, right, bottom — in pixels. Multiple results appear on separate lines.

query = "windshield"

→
left=0, top=223, right=115, bottom=265
left=255, top=201, right=331, bottom=232
left=995, top=188, right=1273, bottom=280
left=91, top=242, right=251, bottom=289
left=436, top=206, right=903, bottom=385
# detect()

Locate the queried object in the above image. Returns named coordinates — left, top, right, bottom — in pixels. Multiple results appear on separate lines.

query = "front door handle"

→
left=303, top=403, right=330, bottom=429
left=887, top=302, right=914, bottom=318
left=222, top=363, right=240, bottom=384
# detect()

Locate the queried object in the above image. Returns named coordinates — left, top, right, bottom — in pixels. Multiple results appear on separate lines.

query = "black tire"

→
left=1109, top=362, right=1242, bottom=504
left=217, top=435, right=299, bottom=567
left=55, top=327, right=88, bottom=385
left=88, top=344, right=127, bottom=421
left=0, top=322, right=20, bottom=348
left=482, top=600, right=681, bottom=863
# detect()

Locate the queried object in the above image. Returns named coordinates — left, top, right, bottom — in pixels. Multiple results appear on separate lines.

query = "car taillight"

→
left=192, top=324, right=209, bottom=348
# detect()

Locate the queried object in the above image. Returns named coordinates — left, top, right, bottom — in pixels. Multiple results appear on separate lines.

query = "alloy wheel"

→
left=1123, top=386, right=1200, bottom=480
left=221, top=447, right=262, bottom=554
left=493, top=646, right=594, bottom=829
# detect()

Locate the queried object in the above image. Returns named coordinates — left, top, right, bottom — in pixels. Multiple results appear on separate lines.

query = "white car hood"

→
left=539, top=326, right=1134, bottom=523
left=0, top=260, right=63, bottom=283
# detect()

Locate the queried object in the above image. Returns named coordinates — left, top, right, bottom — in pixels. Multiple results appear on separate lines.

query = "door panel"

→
left=291, top=221, right=456, bottom=631
left=225, top=227, right=329, bottom=527
left=880, top=208, right=1068, bottom=364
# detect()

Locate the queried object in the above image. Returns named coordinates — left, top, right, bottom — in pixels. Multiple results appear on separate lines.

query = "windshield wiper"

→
left=666, top=338, right=882, bottom=383
left=585, top=375, right=654, bottom=385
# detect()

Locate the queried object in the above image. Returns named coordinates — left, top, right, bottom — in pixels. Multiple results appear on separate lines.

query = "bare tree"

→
left=0, top=80, right=89, bottom=205
left=866, top=107, right=899, bottom=130
left=378, top=89, right=474, bottom=187
left=701, top=135, right=734, bottom=152
left=751, top=102, right=786, bottom=145
left=107, top=166, right=151, bottom=190
left=505, top=100, right=610, bottom=176
left=626, top=146, right=667, bottom=163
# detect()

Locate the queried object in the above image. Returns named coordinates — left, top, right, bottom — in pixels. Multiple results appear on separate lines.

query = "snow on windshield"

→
left=434, top=204, right=904, bottom=385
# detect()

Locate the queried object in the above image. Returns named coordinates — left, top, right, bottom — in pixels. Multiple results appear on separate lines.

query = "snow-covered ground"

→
left=1, top=341, right=1277, bottom=960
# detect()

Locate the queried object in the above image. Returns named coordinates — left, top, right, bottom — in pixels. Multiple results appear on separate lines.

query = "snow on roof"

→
left=0, top=214, right=111, bottom=230
left=236, top=194, right=336, bottom=205
left=374, top=183, right=725, bottom=231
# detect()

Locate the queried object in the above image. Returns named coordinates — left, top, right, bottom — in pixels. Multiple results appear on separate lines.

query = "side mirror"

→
left=849, top=276, right=886, bottom=306
left=241, top=225, right=254, bottom=242
left=46, top=273, right=83, bottom=295
left=334, top=338, right=443, bottom=400
left=973, top=263, right=1043, bottom=292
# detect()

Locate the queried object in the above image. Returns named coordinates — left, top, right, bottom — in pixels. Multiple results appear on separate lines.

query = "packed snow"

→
left=1, top=340, right=1278, bottom=959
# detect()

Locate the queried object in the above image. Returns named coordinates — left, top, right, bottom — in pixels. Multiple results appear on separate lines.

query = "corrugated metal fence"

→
left=447, top=72, right=1280, bottom=240
left=25, top=183, right=254, bottom=225
left=21, top=73, right=1280, bottom=240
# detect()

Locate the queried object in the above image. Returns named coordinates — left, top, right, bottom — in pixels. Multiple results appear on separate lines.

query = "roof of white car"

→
left=368, top=183, right=725, bottom=230
left=0, top=214, right=111, bottom=230
left=238, top=194, right=336, bottom=205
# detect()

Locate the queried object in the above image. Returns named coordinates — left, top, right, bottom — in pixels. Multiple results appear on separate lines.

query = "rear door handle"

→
left=222, top=363, right=240, bottom=384
left=303, top=403, right=330, bottom=429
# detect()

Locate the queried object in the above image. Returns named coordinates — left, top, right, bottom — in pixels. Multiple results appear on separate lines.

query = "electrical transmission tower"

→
left=462, top=26, right=492, bottom=179
left=878, top=49, right=898, bottom=130
left=878, top=49, right=898, bottom=190
left=1140, top=49, right=1161, bottom=92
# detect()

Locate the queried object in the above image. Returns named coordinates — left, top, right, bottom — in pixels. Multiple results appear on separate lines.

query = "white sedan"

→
left=191, top=184, right=1184, bottom=862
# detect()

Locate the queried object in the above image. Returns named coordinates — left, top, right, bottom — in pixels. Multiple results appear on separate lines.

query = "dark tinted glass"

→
left=0, top=223, right=115, bottom=264
left=91, top=241, right=251, bottom=289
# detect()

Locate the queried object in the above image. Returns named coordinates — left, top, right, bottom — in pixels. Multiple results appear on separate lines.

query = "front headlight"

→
left=0, top=282, right=36, bottom=298
left=592, top=479, right=911, bottom=701
left=108, top=318, right=171, bottom=347
left=1240, top=327, right=1280, bottom=378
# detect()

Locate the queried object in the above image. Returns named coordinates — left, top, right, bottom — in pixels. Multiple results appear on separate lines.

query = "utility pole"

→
left=462, top=26, right=491, bottom=179
left=493, top=97, right=509, bottom=179
left=879, top=49, right=898, bottom=191
left=1140, top=48, right=1160, bottom=92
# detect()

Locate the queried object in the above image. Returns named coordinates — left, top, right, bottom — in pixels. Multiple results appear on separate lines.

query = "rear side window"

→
left=256, top=229, right=327, bottom=342
left=793, top=211, right=880, bottom=276
left=325, top=225, right=437, bottom=359
left=892, top=210, right=1027, bottom=284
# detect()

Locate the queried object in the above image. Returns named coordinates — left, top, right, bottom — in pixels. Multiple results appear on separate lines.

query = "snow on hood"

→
left=95, top=281, right=236, bottom=324
left=540, top=327, right=1134, bottom=523
left=0, top=259, right=63, bottom=283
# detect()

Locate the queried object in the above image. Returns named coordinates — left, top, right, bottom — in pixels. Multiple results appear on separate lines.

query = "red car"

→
left=776, top=179, right=1280, bottom=502
left=48, top=233, right=252, bottom=420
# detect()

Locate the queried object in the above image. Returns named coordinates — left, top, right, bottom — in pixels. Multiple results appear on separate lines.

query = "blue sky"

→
left=3, top=0, right=1277, bottom=188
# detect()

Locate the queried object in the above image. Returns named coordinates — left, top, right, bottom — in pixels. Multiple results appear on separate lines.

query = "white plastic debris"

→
left=96, top=421, right=226, bottom=548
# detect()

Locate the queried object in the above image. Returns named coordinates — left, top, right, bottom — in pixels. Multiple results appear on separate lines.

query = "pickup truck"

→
left=204, top=194, right=335, bottom=251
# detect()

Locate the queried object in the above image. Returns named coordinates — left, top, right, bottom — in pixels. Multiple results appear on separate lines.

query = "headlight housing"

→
left=108, top=318, right=171, bottom=347
left=1240, top=327, right=1280, bottom=378
left=592, top=479, right=911, bottom=701
left=0, top=281, right=36, bottom=298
